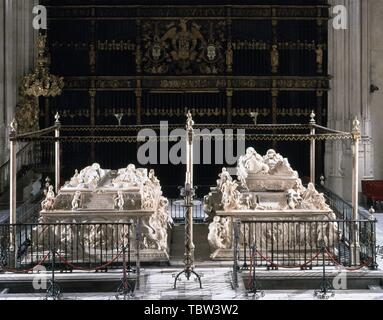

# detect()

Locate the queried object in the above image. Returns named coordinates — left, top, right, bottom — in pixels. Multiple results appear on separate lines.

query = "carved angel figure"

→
left=217, top=167, right=232, bottom=191
left=208, top=216, right=227, bottom=251
left=71, top=191, right=82, bottom=211
left=41, top=185, right=55, bottom=211
left=221, top=180, right=242, bottom=211
left=148, top=169, right=160, bottom=186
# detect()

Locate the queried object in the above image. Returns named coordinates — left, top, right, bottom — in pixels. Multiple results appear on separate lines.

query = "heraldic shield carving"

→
left=142, top=19, right=226, bottom=75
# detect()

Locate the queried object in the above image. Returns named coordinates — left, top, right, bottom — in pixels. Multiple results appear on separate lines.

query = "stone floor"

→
left=0, top=267, right=383, bottom=300
left=0, top=210, right=382, bottom=300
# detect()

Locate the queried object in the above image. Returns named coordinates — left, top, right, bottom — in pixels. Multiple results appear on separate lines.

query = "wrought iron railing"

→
left=0, top=222, right=139, bottom=273
left=316, top=184, right=368, bottom=220
left=234, top=219, right=377, bottom=270
left=0, top=192, right=43, bottom=224
left=169, top=198, right=205, bottom=223
left=0, top=142, right=54, bottom=196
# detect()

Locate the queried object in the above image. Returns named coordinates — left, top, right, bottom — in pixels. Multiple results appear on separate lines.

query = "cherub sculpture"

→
left=41, top=185, right=55, bottom=211
left=71, top=191, right=82, bottom=211
left=217, top=167, right=232, bottom=191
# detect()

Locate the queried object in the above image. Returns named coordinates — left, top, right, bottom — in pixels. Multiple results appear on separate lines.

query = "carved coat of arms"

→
left=142, top=19, right=225, bottom=75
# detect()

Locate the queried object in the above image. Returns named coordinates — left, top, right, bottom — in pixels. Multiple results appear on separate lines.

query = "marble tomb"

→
left=204, top=148, right=338, bottom=261
left=37, top=163, right=173, bottom=263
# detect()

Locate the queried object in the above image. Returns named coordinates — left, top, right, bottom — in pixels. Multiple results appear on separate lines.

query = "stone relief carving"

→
left=113, top=190, right=125, bottom=211
left=285, top=189, right=302, bottom=210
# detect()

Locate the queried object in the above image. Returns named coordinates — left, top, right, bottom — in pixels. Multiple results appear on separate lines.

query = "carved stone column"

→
left=1, top=0, right=38, bottom=164
left=326, top=0, right=372, bottom=201
left=0, top=1, right=5, bottom=164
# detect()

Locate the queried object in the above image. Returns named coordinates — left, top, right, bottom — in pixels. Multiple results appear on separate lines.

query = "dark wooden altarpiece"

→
left=41, top=0, right=330, bottom=196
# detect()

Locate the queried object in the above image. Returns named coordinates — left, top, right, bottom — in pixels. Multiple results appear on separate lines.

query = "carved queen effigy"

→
left=38, top=163, right=172, bottom=263
left=204, top=148, right=337, bottom=260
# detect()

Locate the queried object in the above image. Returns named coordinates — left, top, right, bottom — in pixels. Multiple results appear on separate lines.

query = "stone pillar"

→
left=0, top=1, right=5, bottom=165
left=326, top=0, right=372, bottom=201
left=366, top=0, right=383, bottom=180
left=4, top=0, right=17, bottom=136
left=1, top=0, right=38, bottom=165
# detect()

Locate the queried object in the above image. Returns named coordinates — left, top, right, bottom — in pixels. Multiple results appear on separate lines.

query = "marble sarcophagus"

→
left=204, top=148, right=339, bottom=262
left=37, top=163, right=173, bottom=263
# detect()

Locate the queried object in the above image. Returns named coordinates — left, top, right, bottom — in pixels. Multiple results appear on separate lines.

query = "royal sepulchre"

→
left=37, top=163, right=172, bottom=263
left=204, top=147, right=338, bottom=261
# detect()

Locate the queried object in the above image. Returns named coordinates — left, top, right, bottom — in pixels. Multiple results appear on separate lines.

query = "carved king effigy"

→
left=204, top=148, right=338, bottom=260
left=37, top=163, right=172, bottom=262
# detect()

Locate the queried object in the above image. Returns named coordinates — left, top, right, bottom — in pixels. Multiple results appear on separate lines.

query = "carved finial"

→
left=351, top=116, right=361, bottom=141
left=186, top=110, right=194, bottom=131
left=369, top=206, right=376, bottom=221
left=352, top=116, right=360, bottom=133
left=309, top=110, right=316, bottom=124
left=250, top=112, right=259, bottom=125
left=54, top=112, right=60, bottom=124
left=9, top=119, right=18, bottom=135
left=320, top=175, right=325, bottom=186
